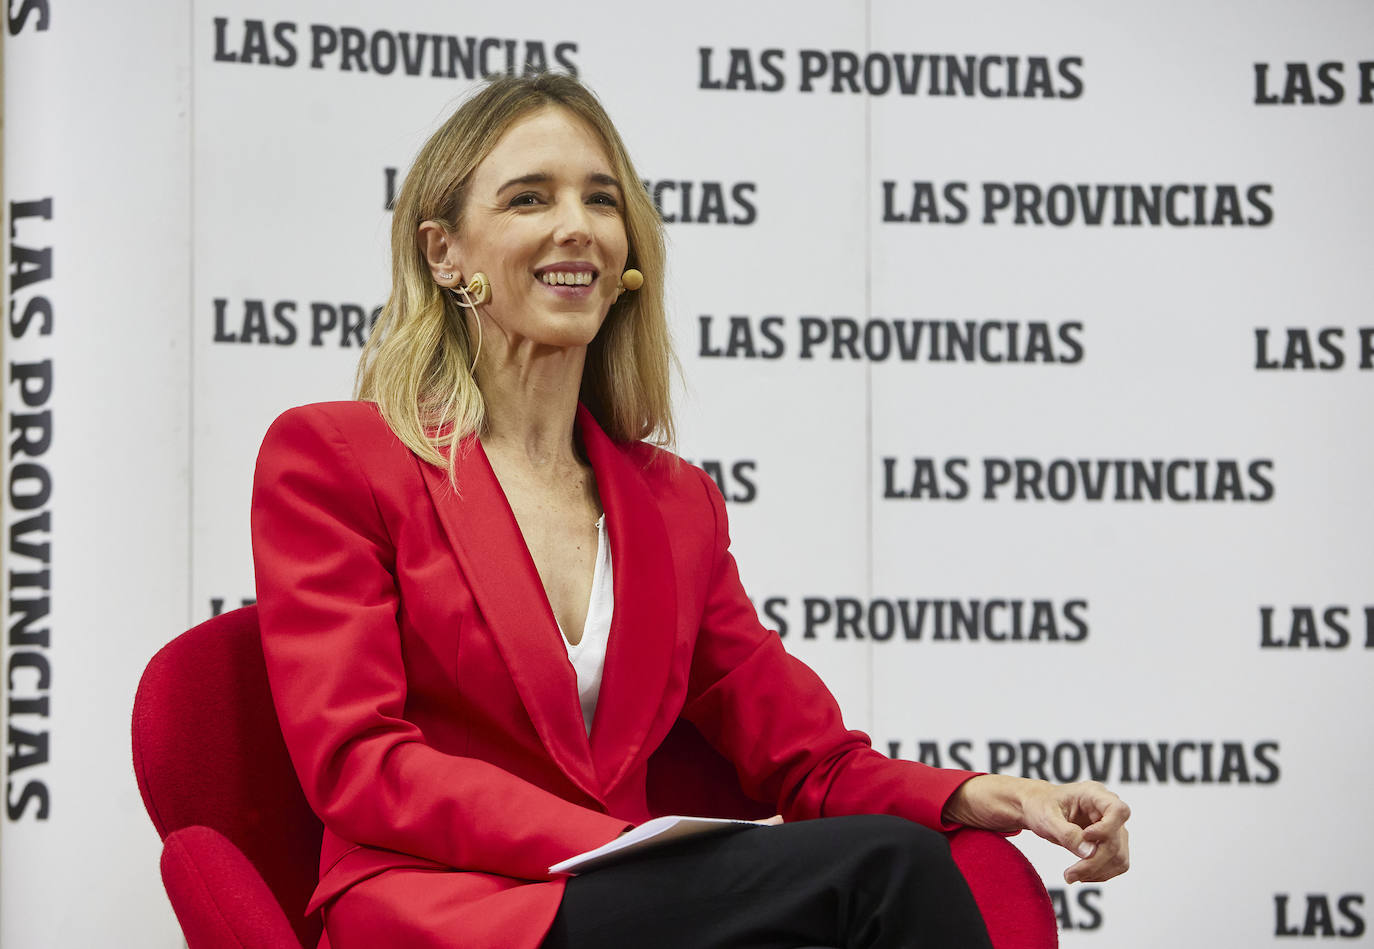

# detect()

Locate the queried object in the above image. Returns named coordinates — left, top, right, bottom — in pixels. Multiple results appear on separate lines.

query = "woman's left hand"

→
left=942, top=774, right=1131, bottom=883
left=1019, top=780, right=1130, bottom=883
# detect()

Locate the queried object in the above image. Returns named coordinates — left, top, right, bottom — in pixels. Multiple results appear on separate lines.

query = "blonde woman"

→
left=251, top=73, right=1129, bottom=949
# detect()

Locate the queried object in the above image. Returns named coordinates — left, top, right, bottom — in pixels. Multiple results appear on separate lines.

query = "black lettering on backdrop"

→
left=9, top=294, right=52, bottom=338
left=880, top=457, right=1277, bottom=503
left=882, top=181, right=970, bottom=224
left=700, top=48, right=1083, bottom=98
left=1274, top=893, right=1366, bottom=937
left=883, top=456, right=1275, bottom=503
left=310, top=303, right=373, bottom=347
left=687, top=460, right=757, bottom=504
left=6, top=197, right=55, bottom=822
left=7, top=0, right=49, bottom=34
left=1260, top=605, right=1374, bottom=649
left=887, top=740, right=977, bottom=770
left=1254, top=327, right=1374, bottom=370
left=761, top=597, right=788, bottom=636
left=209, top=597, right=256, bottom=619
left=957, top=181, right=1273, bottom=227
left=643, top=181, right=757, bottom=225
left=766, top=596, right=1087, bottom=643
left=1254, top=61, right=1346, bottom=105
left=9, top=198, right=53, bottom=291
left=698, top=315, right=786, bottom=359
left=698, top=315, right=1084, bottom=364
left=213, top=17, right=578, bottom=78
left=883, top=457, right=970, bottom=500
left=891, top=739, right=1280, bottom=785
left=698, top=47, right=786, bottom=92
left=1254, top=60, right=1374, bottom=105
left=384, top=167, right=398, bottom=211
left=884, top=181, right=1274, bottom=227
left=1049, top=887, right=1103, bottom=931
left=212, top=298, right=382, bottom=347
left=213, top=17, right=297, bottom=66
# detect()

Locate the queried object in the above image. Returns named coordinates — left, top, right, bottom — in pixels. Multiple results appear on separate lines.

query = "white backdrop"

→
left=4, top=1, right=1371, bottom=945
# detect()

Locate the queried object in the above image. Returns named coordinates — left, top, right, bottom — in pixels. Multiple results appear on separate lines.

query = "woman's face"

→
left=450, top=106, right=629, bottom=351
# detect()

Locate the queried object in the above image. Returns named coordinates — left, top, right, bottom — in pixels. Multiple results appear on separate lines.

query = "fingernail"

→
left=1077, top=842, right=1095, bottom=858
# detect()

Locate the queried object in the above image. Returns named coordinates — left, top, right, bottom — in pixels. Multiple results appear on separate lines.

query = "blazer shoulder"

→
left=613, top=440, right=725, bottom=532
left=257, top=400, right=420, bottom=485
left=617, top=439, right=704, bottom=490
left=262, top=400, right=408, bottom=454
left=265, top=399, right=386, bottom=439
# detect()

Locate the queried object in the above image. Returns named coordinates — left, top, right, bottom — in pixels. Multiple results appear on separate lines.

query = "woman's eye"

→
left=588, top=192, right=619, bottom=207
left=509, top=192, right=542, bottom=207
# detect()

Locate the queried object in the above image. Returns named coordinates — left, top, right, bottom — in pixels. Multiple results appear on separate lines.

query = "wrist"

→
left=943, top=774, right=1040, bottom=830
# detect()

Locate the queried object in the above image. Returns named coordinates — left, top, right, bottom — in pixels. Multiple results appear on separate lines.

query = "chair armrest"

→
left=949, top=828, right=1059, bottom=949
left=160, top=825, right=305, bottom=949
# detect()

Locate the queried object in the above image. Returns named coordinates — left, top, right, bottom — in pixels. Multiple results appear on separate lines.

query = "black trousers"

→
left=543, top=815, right=995, bottom=949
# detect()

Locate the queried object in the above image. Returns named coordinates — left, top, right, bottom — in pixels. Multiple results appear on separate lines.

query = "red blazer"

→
left=251, top=400, right=978, bottom=949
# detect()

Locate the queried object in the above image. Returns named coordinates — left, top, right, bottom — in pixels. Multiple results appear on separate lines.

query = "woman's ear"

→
left=418, top=221, right=461, bottom=283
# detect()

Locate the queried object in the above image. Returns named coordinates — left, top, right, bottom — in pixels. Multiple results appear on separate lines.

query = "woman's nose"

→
left=552, top=195, right=592, bottom=244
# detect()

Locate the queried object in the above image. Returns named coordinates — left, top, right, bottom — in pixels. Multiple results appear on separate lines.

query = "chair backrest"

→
left=133, top=606, right=323, bottom=949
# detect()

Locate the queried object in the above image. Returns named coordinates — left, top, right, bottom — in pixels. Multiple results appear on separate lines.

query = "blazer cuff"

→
left=934, top=770, right=988, bottom=832
left=547, top=811, right=637, bottom=872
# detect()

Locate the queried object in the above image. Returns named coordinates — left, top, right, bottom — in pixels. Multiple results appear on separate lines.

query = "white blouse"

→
left=560, top=514, right=613, bottom=734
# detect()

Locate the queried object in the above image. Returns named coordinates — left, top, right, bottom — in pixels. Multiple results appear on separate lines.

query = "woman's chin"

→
left=521, top=324, right=602, bottom=352
left=533, top=310, right=612, bottom=349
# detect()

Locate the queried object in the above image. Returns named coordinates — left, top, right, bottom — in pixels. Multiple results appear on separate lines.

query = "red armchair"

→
left=133, top=606, right=1057, bottom=948
left=134, top=606, right=322, bottom=948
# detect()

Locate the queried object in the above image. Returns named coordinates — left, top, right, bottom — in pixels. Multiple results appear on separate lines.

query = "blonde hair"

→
left=355, top=74, right=675, bottom=477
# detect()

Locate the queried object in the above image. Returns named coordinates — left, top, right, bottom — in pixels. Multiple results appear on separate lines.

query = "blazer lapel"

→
left=576, top=406, right=679, bottom=793
left=419, top=439, right=600, bottom=802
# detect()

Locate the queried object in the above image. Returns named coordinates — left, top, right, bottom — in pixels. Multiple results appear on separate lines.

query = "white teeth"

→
left=540, top=271, right=593, bottom=286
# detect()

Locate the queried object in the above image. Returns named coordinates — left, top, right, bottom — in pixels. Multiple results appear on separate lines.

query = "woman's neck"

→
left=476, top=342, right=587, bottom=471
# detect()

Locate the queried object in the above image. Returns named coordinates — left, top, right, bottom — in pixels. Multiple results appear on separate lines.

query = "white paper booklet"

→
left=549, top=815, right=761, bottom=875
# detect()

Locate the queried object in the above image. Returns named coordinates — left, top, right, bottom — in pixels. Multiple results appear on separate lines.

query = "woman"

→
left=251, top=73, right=1129, bottom=949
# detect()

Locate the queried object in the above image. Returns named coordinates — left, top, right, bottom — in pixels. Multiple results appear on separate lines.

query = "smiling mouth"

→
left=537, top=270, right=597, bottom=287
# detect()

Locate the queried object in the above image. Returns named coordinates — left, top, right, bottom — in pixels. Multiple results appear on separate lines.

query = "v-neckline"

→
left=561, top=514, right=609, bottom=650
left=417, top=402, right=681, bottom=796
left=479, top=440, right=604, bottom=648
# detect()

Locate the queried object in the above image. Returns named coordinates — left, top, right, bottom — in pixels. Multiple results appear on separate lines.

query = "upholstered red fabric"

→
left=161, top=825, right=302, bottom=948
left=950, top=826, right=1060, bottom=949
left=133, top=606, right=322, bottom=949
left=134, top=606, right=1057, bottom=949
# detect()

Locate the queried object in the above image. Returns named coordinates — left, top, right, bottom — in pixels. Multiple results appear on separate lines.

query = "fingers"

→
left=1029, top=782, right=1131, bottom=883
left=1041, top=808, right=1096, bottom=863
left=1065, top=825, right=1129, bottom=884
left=1084, top=797, right=1131, bottom=836
left=1060, top=784, right=1130, bottom=882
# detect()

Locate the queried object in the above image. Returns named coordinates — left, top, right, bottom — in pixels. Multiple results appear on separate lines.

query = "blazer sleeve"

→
left=680, top=466, right=979, bottom=831
left=251, top=406, right=629, bottom=880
